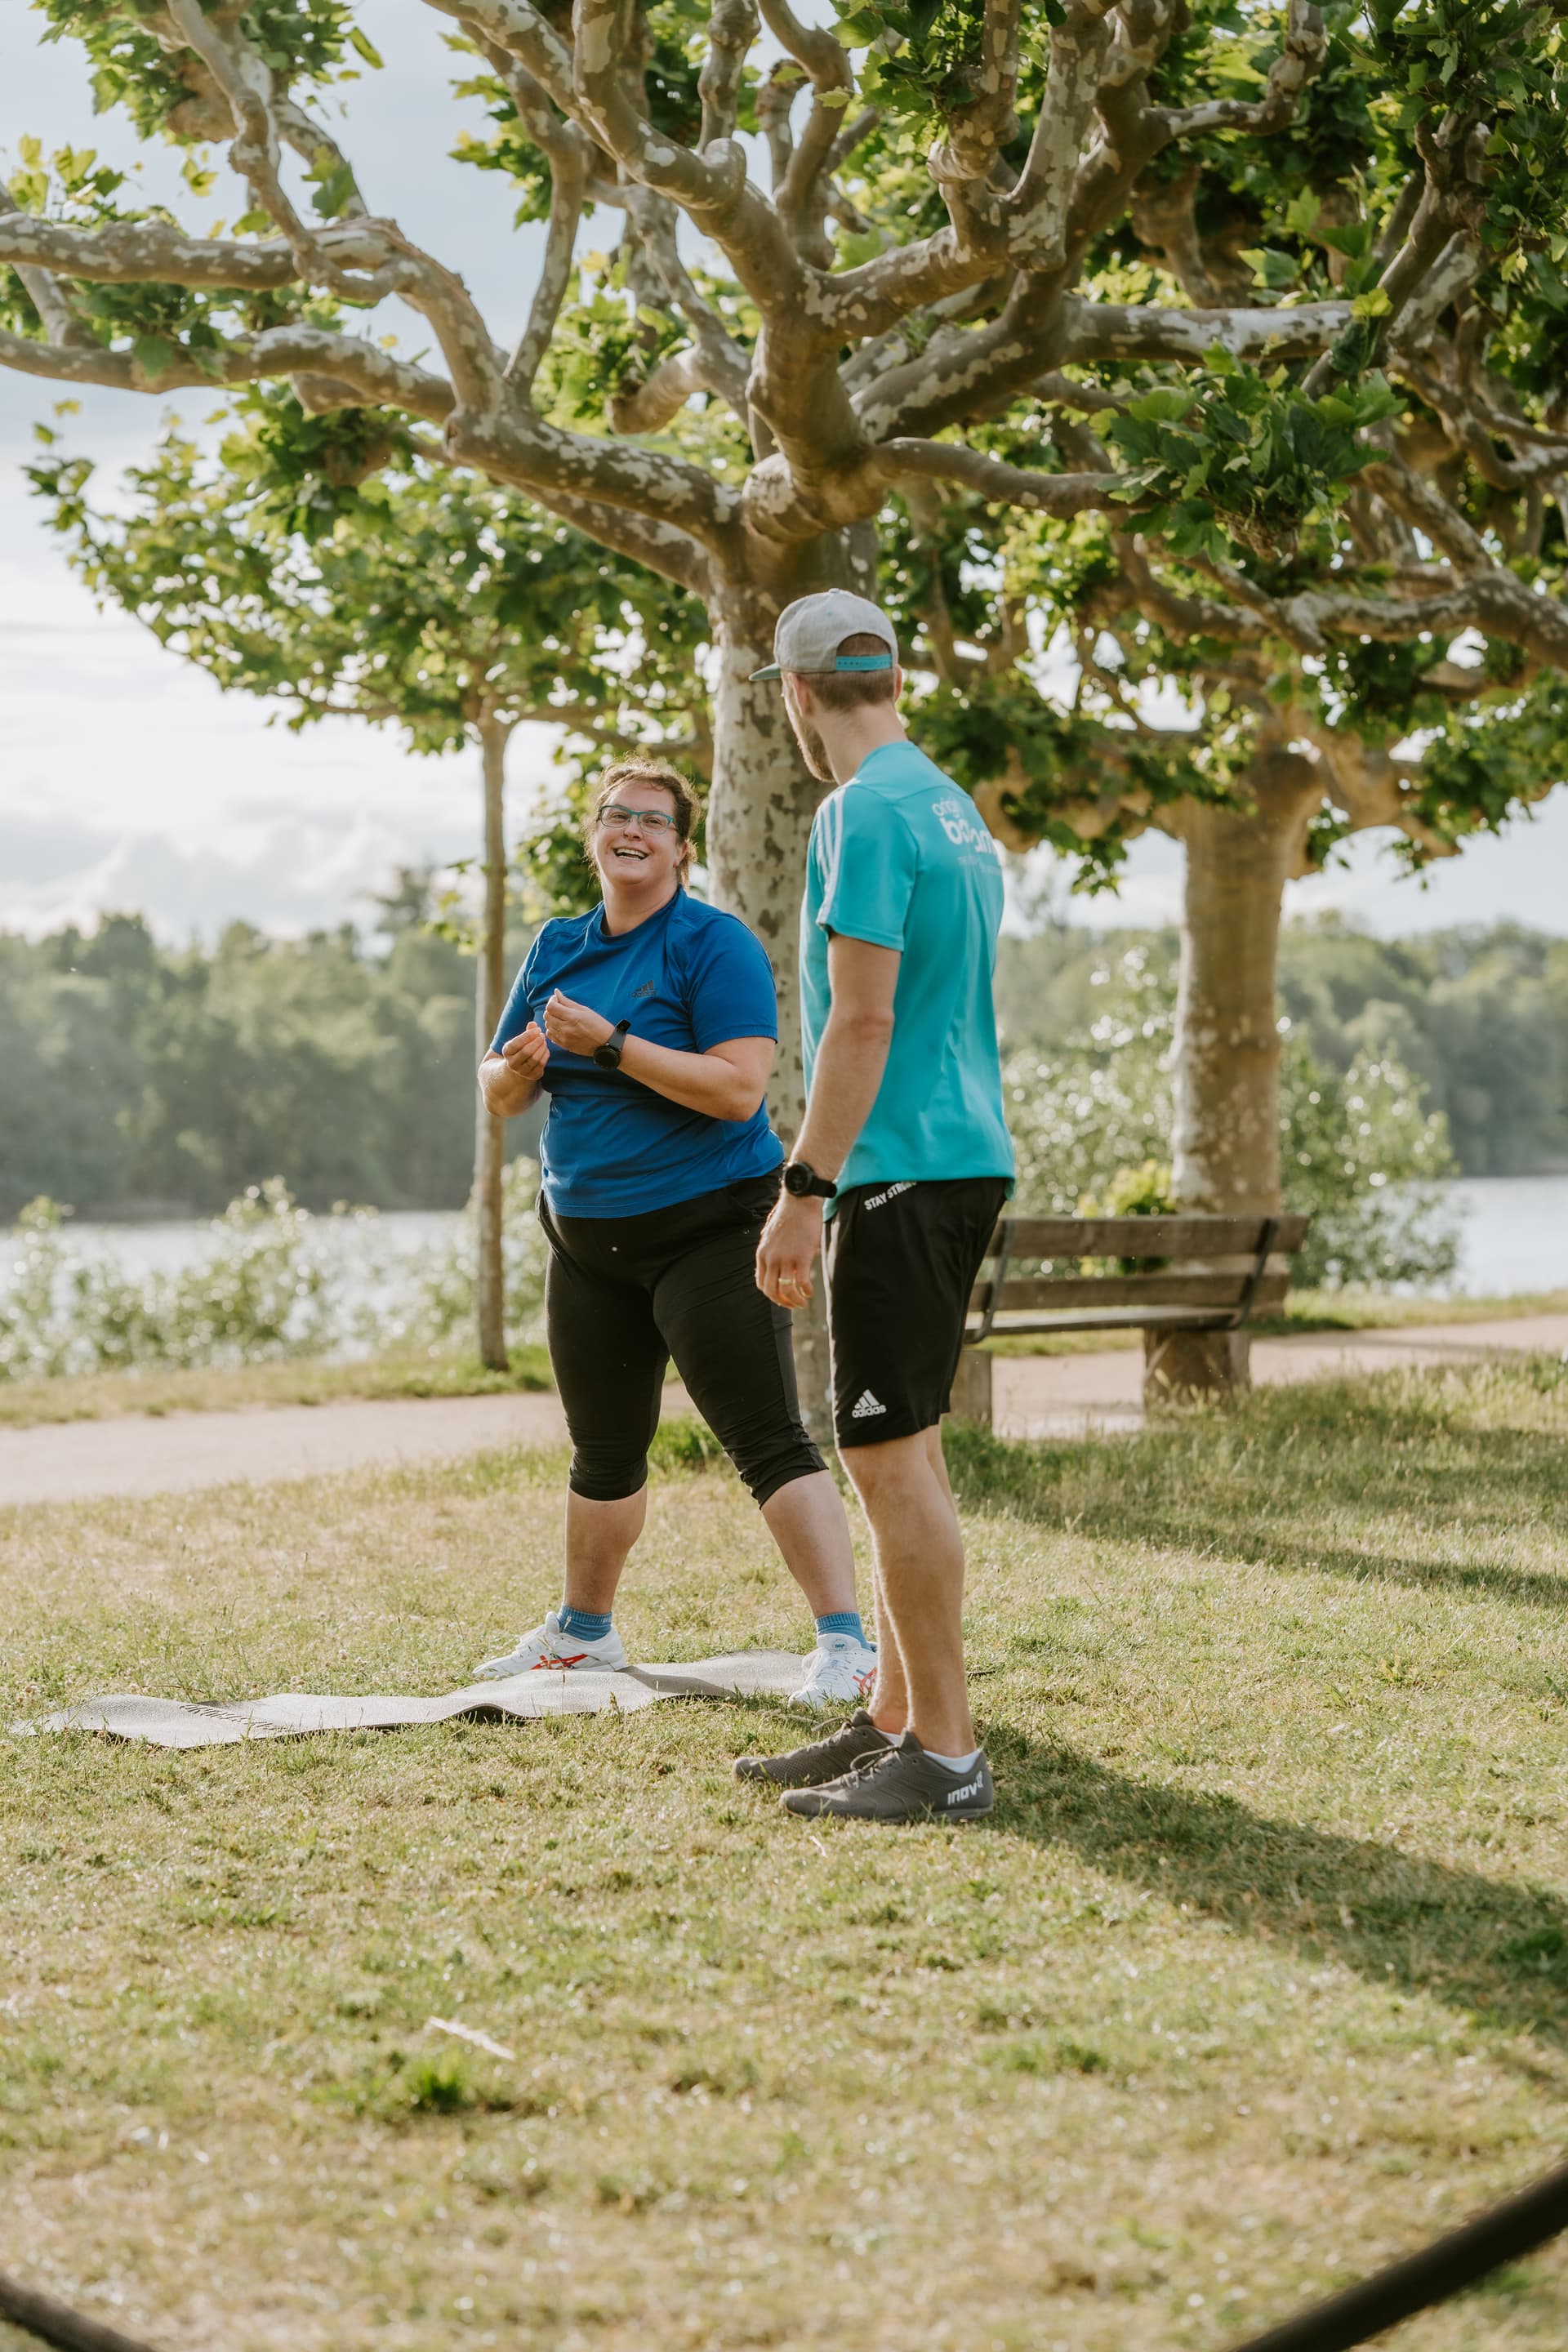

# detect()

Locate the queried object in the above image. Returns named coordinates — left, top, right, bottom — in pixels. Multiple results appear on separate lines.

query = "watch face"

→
left=783, top=1163, right=809, bottom=1197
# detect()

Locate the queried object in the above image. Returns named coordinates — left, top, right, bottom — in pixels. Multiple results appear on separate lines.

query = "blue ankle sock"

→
left=815, top=1610, right=868, bottom=1646
left=558, top=1602, right=612, bottom=1642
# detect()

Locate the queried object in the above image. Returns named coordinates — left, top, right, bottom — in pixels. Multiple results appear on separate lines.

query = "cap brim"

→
left=748, top=662, right=782, bottom=680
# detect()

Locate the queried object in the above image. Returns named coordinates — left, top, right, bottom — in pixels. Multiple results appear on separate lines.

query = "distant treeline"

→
left=996, top=919, right=1568, bottom=1181
left=0, top=882, right=537, bottom=1220
left=2, top=899, right=1564, bottom=1220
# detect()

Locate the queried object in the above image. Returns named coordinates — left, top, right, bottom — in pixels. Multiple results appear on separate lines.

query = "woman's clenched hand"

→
left=501, top=1021, right=550, bottom=1082
left=543, top=991, right=616, bottom=1057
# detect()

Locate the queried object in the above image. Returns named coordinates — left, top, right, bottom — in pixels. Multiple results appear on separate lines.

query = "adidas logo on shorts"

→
left=850, top=1389, right=887, bottom=1419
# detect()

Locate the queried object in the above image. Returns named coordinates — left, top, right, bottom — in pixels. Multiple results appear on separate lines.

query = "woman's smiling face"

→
left=592, top=782, right=686, bottom=897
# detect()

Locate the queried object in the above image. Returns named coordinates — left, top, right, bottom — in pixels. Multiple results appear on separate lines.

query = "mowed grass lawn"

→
left=3, top=1363, right=1568, bottom=2352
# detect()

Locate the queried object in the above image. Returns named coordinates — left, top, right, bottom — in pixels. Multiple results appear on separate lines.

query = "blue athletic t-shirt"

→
left=802, top=741, right=1014, bottom=1205
left=491, top=891, right=782, bottom=1218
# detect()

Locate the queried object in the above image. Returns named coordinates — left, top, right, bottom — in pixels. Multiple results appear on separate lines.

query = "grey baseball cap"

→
left=750, top=590, right=899, bottom=682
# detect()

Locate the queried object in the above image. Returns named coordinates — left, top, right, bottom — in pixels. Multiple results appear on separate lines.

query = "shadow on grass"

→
left=947, top=1374, right=1568, bottom=1611
left=1128, top=1530, right=1568, bottom=1610
left=990, top=1728, right=1568, bottom=2046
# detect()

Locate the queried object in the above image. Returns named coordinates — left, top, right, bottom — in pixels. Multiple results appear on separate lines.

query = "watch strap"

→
left=785, top=1159, right=838, bottom=1200
left=594, top=1018, right=631, bottom=1068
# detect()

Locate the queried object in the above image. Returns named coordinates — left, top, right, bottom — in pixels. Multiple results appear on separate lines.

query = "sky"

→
left=3, top=5, right=1568, bottom=945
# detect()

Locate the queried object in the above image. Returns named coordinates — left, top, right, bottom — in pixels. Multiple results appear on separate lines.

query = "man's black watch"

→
left=592, top=1019, right=631, bottom=1070
left=783, top=1159, right=838, bottom=1201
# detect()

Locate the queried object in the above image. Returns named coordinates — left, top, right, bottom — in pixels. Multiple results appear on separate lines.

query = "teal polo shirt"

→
left=801, top=740, right=1014, bottom=1205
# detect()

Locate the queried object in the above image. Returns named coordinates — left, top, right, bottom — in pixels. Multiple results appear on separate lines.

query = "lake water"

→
left=2, top=1178, right=1565, bottom=1299
left=0, top=1207, right=461, bottom=1284
left=1442, top=1177, right=1568, bottom=1298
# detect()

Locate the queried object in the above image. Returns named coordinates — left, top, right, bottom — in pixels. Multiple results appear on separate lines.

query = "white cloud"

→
left=0, top=466, right=570, bottom=941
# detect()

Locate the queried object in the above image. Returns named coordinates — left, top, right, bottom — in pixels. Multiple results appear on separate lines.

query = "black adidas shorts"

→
left=822, top=1177, right=1009, bottom=1450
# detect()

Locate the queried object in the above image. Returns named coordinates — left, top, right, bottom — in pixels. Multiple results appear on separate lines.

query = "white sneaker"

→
left=472, top=1609, right=629, bottom=1680
left=790, top=1633, right=878, bottom=1711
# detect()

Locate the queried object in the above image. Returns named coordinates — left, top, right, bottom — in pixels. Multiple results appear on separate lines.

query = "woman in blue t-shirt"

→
left=474, top=760, right=873, bottom=1708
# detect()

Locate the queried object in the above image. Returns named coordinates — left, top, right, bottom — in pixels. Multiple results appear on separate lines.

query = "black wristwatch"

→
left=592, top=1019, right=631, bottom=1070
left=783, top=1159, right=838, bottom=1200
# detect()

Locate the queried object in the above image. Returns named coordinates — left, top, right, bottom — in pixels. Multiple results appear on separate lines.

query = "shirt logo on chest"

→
left=634, top=980, right=657, bottom=998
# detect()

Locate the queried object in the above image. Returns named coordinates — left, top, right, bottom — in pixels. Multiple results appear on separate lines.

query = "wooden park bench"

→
left=950, top=1210, right=1312, bottom=1426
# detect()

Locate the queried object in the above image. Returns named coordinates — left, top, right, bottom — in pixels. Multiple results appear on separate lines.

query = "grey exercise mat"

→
left=15, top=1652, right=808, bottom=1750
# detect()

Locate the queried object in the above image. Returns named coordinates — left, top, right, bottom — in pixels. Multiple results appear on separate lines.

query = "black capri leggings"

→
left=541, top=1171, right=826, bottom=1508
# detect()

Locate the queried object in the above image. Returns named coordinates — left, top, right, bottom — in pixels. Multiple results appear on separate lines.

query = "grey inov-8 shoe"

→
left=733, top=1708, right=892, bottom=1788
left=780, top=1734, right=994, bottom=1824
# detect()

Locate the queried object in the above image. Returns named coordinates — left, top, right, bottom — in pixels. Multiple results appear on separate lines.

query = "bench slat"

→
left=987, top=1213, right=1310, bottom=1260
left=970, top=1271, right=1291, bottom=1315
left=970, top=1306, right=1266, bottom=1338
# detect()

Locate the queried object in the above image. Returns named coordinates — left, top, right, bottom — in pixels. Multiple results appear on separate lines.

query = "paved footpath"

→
left=1, top=1316, right=1563, bottom=1509
left=994, top=1312, right=1568, bottom=1439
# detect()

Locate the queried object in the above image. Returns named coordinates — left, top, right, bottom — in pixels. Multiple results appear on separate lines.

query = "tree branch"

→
left=608, top=345, right=711, bottom=434
left=998, top=1, right=1114, bottom=270
left=1357, top=457, right=1492, bottom=570
left=935, top=0, right=1021, bottom=185
left=0, top=211, right=311, bottom=293
left=504, top=83, right=589, bottom=392
left=525, top=483, right=713, bottom=599
left=1152, top=1, right=1329, bottom=142
left=1062, top=296, right=1352, bottom=367
left=164, top=0, right=318, bottom=264
left=1308, top=728, right=1457, bottom=862
left=622, top=188, right=752, bottom=421
left=428, top=0, right=578, bottom=118
left=701, top=0, right=760, bottom=149
left=0, top=318, right=457, bottom=416
left=760, top=0, right=855, bottom=265
left=877, top=438, right=1128, bottom=516
left=0, top=188, right=96, bottom=350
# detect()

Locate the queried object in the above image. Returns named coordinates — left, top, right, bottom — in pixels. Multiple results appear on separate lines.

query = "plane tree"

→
left=29, top=396, right=705, bottom=1367
left=7, top=1, right=1568, bottom=1395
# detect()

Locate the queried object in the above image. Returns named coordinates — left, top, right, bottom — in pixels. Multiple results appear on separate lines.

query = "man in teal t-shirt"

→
left=745, top=590, right=1013, bottom=1829
left=800, top=740, right=1013, bottom=1198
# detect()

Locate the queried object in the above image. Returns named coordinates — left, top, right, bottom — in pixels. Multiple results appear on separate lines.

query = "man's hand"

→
left=543, top=990, right=614, bottom=1057
left=501, top=1022, right=550, bottom=1085
left=756, top=1190, right=823, bottom=1309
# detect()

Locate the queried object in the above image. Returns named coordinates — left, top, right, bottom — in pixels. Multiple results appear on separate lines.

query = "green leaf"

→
left=1128, top=388, right=1196, bottom=425
left=310, top=162, right=357, bottom=220
left=348, top=26, right=385, bottom=69
left=132, top=335, right=176, bottom=381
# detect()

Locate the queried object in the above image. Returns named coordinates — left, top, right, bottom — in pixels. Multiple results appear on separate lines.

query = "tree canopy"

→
left=7, top=0, right=1568, bottom=1236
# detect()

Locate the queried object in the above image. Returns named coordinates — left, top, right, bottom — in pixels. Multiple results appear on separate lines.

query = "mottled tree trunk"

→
left=702, top=534, right=875, bottom=1437
left=1151, top=752, right=1316, bottom=1405
left=474, top=712, right=513, bottom=1374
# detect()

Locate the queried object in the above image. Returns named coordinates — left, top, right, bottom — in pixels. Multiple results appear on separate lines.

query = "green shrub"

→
left=1003, top=947, right=1461, bottom=1290
left=0, top=1166, right=548, bottom=1380
left=0, top=1183, right=372, bottom=1379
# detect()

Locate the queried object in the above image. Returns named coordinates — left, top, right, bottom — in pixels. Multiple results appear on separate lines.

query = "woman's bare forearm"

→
left=479, top=1053, right=540, bottom=1118
left=618, top=1034, right=769, bottom=1123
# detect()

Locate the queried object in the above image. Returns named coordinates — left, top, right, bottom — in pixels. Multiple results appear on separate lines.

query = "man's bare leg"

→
left=840, top=1423, right=974, bottom=1757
